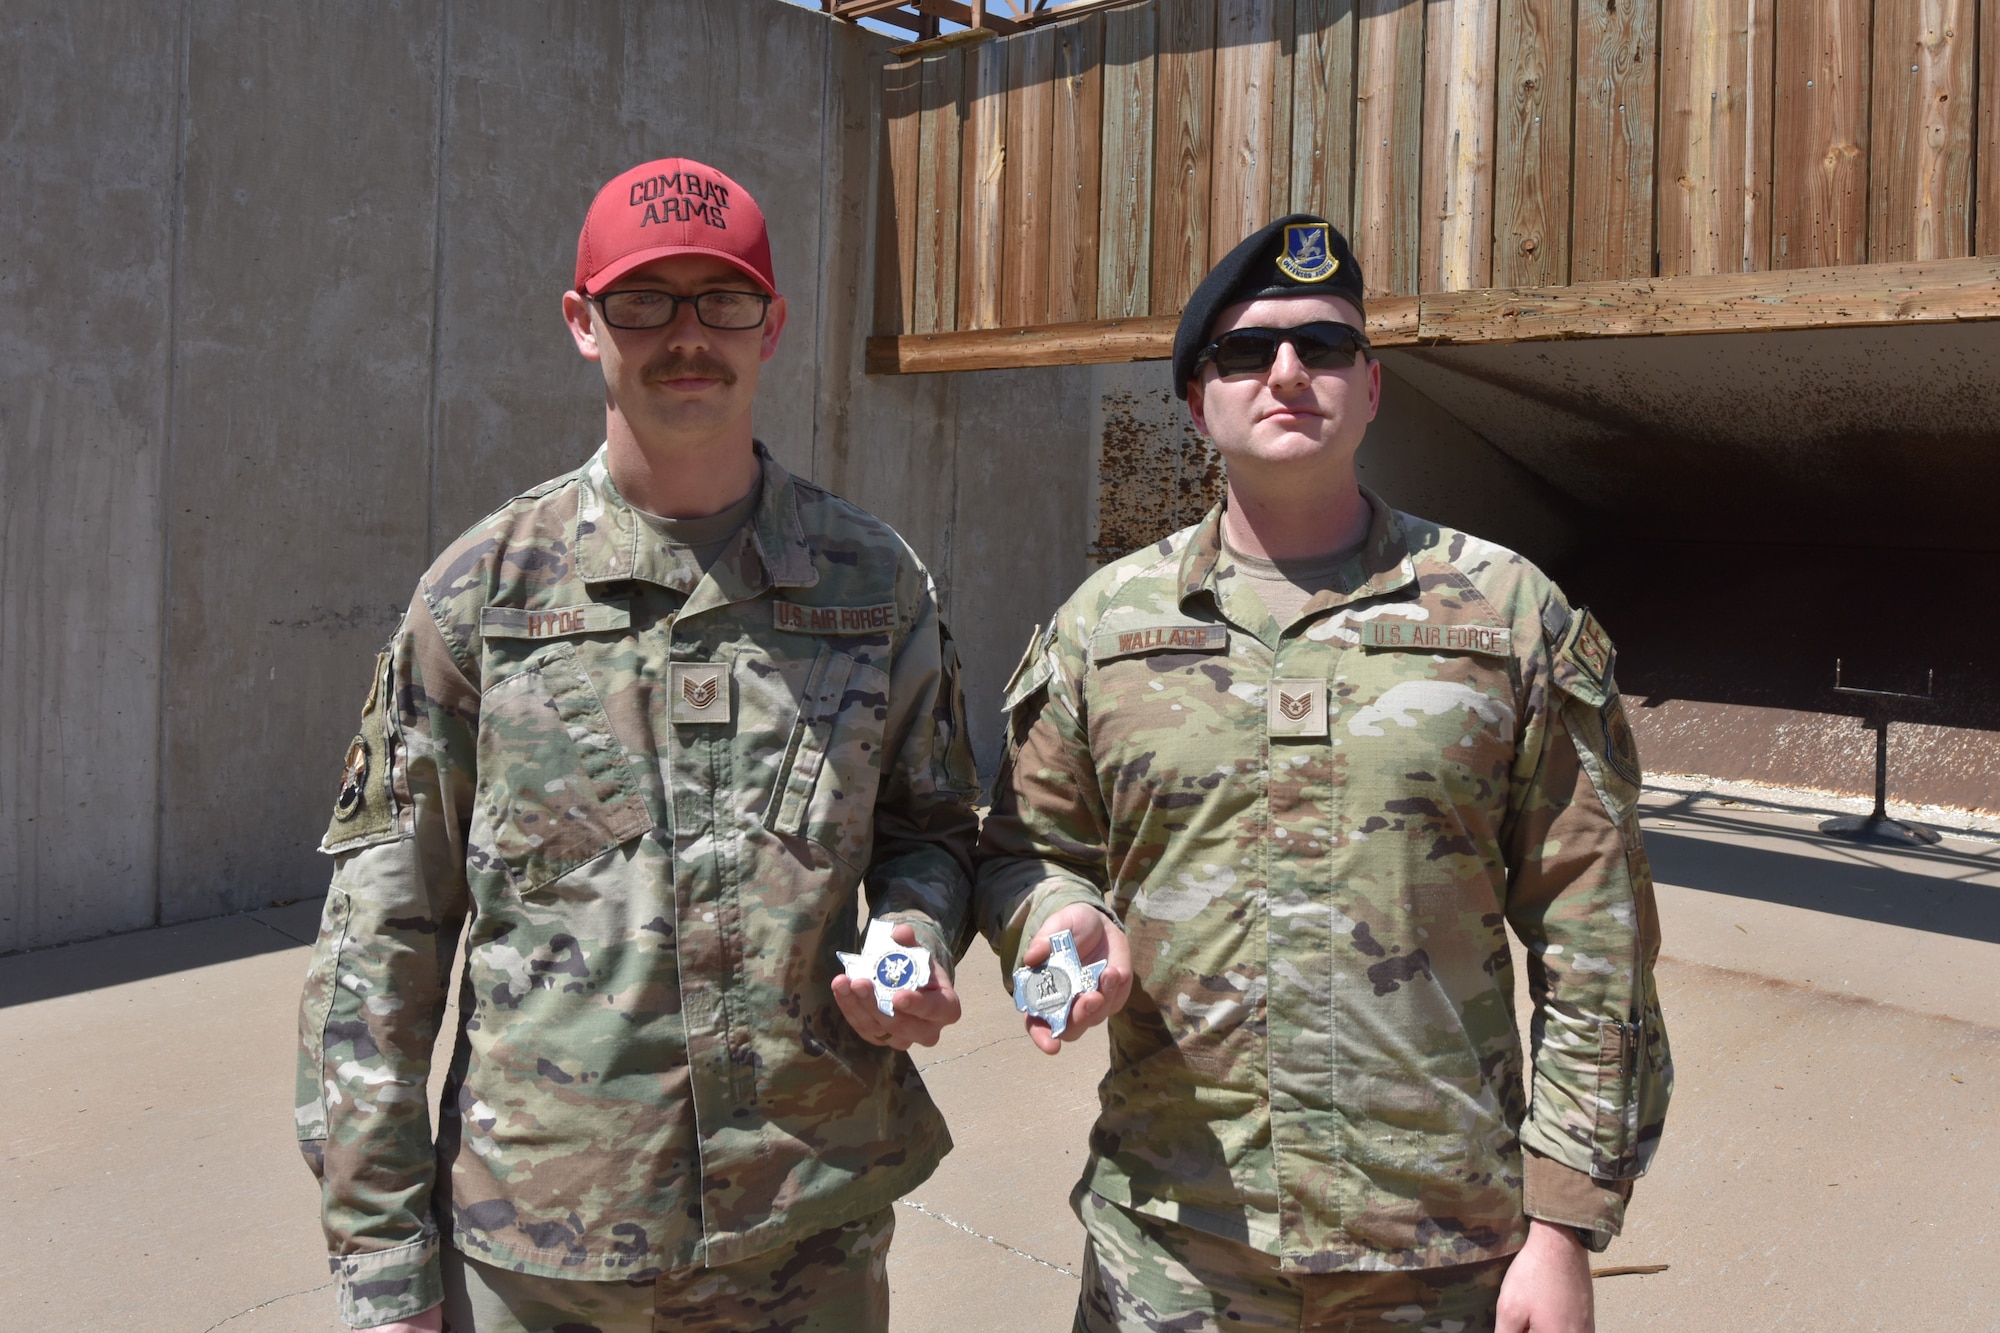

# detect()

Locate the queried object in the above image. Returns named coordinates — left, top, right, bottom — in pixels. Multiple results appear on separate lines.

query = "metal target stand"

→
left=1819, top=660, right=1942, bottom=847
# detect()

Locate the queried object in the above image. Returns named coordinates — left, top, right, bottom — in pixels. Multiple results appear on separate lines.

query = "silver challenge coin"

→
left=1010, top=928, right=1106, bottom=1038
left=836, top=918, right=933, bottom=1018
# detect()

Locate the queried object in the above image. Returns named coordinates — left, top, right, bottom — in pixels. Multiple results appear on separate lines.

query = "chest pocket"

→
left=765, top=644, right=891, bottom=870
left=474, top=643, right=652, bottom=895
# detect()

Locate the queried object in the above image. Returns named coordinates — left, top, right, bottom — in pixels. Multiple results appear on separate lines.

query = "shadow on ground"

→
left=0, top=901, right=323, bottom=1010
left=1640, top=794, right=2000, bottom=944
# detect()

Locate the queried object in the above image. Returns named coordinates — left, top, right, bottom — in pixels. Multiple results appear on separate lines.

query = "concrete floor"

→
left=3, top=789, right=1997, bottom=1331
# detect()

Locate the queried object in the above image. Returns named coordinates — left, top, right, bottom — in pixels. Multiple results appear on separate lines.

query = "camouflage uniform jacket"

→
left=977, top=492, right=1672, bottom=1273
left=296, top=443, right=980, bottom=1326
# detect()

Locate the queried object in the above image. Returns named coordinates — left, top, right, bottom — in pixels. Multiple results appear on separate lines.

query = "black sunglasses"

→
left=1194, top=321, right=1371, bottom=377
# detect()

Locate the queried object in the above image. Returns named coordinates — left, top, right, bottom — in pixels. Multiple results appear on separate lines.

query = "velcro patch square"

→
left=1267, top=679, right=1328, bottom=738
left=670, top=663, right=731, bottom=724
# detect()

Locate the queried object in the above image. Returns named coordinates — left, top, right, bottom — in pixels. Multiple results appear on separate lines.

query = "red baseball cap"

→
left=573, top=158, right=776, bottom=296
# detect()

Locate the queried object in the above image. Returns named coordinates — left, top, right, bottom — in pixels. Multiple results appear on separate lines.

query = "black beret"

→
left=1171, top=213, right=1368, bottom=398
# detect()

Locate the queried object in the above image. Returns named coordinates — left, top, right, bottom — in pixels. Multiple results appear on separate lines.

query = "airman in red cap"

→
left=297, top=158, right=981, bottom=1333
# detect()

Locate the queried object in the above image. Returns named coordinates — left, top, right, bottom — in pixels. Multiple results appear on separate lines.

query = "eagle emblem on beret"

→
left=1276, top=222, right=1338, bottom=282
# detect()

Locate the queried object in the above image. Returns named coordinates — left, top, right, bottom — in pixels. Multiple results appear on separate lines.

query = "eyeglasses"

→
left=589, top=288, right=772, bottom=330
left=1194, top=321, right=1371, bottom=377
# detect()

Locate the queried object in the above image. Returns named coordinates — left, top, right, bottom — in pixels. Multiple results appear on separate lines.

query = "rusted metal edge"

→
left=864, top=261, right=2000, bottom=372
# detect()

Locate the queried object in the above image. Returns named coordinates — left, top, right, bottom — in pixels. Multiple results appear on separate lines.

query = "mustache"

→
left=645, top=354, right=737, bottom=386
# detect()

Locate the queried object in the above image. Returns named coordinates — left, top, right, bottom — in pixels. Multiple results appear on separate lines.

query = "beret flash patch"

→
left=1276, top=222, right=1339, bottom=282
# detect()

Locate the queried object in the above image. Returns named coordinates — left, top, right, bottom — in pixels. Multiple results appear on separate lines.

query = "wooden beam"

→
left=865, top=259, right=2000, bottom=369
left=866, top=297, right=1421, bottom=373
left=1416, top=255, right=2000, bottom=340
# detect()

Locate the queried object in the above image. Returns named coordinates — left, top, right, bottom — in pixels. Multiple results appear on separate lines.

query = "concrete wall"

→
left=1, top=0, right=1092, bottom=953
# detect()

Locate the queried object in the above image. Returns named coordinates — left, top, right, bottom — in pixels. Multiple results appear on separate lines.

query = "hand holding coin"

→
left=1015, top=905, right=1133, bottom=1055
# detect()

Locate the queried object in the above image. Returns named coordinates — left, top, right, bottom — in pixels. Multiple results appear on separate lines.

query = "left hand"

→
left=1496, top=1219, right=1595, bottom=1333
left=831, top=923, right=962, bottom=1050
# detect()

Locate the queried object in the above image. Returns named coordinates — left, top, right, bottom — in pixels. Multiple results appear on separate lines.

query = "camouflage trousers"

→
left=439, top=1207, right=894, bottom=1333
left=1074, top=1191, right=1512, bottom=1333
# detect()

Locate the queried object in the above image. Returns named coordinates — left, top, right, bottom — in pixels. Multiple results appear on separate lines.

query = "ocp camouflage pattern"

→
left=296, top=443, right=979, bottom=1326
left=976, top=491, right=1672, bottom=1274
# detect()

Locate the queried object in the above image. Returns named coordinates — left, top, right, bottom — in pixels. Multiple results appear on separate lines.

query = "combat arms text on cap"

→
left=1171, top=213, right=1368, bottom=398
left=574, top=157, right=776, bottom=297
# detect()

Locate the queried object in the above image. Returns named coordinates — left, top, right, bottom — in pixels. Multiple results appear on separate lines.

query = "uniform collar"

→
left=571, top=441, right=820, bottom=603
left=1178, top=484, right=1417, bottom=614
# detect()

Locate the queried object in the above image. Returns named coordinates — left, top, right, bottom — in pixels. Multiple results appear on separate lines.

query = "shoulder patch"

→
left=1090, top=621, right=1230, bottom=663
left=322, top=651, right=398, bottom=853
left=1552, top=607, right=1616, bottom=706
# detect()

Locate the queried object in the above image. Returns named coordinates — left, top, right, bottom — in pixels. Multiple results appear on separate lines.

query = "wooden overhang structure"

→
left=864, top=0, right=2000, bottom=374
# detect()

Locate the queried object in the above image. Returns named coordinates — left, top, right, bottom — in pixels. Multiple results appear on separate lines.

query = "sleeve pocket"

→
left=1590, top=1001, right=1671, bottom=1179
left=295, top=889, right=352, bottom=1143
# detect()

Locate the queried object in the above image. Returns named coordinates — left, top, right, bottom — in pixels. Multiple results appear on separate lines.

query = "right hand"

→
left=1019, top=905, right=1132, bottom=1055
left=372, top=1310, right=443, bottom=1333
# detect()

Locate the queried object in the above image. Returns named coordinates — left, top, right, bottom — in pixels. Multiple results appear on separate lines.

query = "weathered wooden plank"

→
left=1420, top=254, right=2000, bottom=340
left=865, top=294, right=1421, bottom=372
left=867, top=258, right=2000, bottom=370
left=1982, top=0, right=2000, bottom=253
left=1572, top=0, right=1660, bottom=281
left=1151, top=0, right=1217, bottom=312
left=1289, top=0, right=1357, bottom=231
left=1420, top=0, right=1501, bottom=293
left=1355, top=0, right=1424, bottom=296
left=913, top=51, right=965, bottom=335
left=1266, top=0, right=1298, bottom=221
left=1658, top=0, right=1775, bottom=275
left=1049, top=15, right=1105, bottom=323
left=1772, top=0, right=1871, bottom=269
left=878, top=59, right=922, bottom=335
left=960, top=38, right=1008, bottom=329
left=1002, top=29, right=1057, bottom=327
left=1098, top=2, right=1157, bottom=317
left=1493, top=0, right=1574, bottom=287
left=1868, top=0, right=1974, bottom=262
left=1212, top=0, right=1284, bottom=264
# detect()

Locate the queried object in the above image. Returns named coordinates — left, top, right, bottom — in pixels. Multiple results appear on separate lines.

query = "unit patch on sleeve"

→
left=322, top=650, right=397, bottom=851
left=1567, top=608, right=1615, bottom=686
left=773, top=602, right=899, bottom=635
left=1359, top=620, right=1513, bottom=655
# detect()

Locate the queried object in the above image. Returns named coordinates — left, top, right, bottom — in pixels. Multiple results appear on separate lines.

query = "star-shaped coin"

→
left=1011, top=929, right=1108, bottom=1037
left=836, top=918, right=933, bottom=1018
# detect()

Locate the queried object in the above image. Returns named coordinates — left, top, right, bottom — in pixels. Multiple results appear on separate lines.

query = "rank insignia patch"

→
left=1277, top=222, right=1339, bottom=283
left=670, top=663, right=732, bottom=724
left=1267, top=678, right=1329, bottom=738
